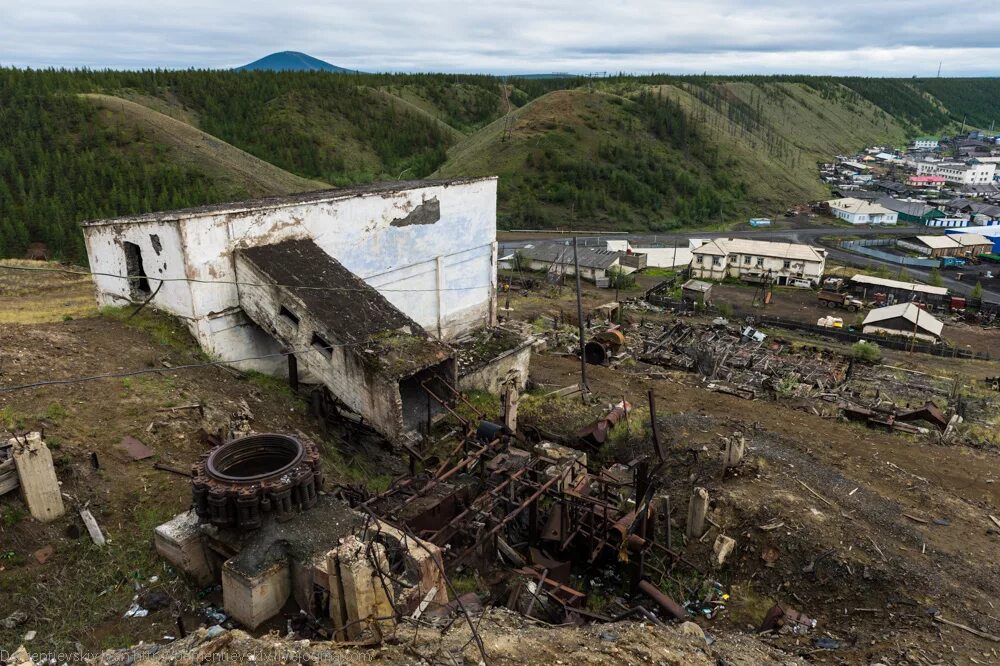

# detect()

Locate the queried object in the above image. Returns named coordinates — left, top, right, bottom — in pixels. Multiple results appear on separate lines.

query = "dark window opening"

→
left=279, top=306, right=300, bottom=328
left=122, top=241, right=150, bottom=299
left=398, top=360, right=455, bottom=431
left=149, top=234, right=163, bottom=255
left=311, top=332, right=333, bottom=358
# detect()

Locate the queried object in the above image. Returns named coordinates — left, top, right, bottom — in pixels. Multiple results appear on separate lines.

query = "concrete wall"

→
left=83, top=179, right=498, bottom=367
left=458, top=342, right=533, bottom=394
left=524, top=259, right=614, bottom=283
left=235, top=256, right=413, bottom=441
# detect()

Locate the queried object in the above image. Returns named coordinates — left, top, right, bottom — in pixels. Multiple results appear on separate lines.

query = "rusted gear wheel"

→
left=191, top=433, right=323, bottom=529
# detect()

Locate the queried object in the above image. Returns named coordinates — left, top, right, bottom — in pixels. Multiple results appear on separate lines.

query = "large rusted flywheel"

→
left=191, top=433, right=323, bottom=529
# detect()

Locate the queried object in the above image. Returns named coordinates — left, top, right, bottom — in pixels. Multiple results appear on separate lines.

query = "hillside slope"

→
left=435, top=89, right=747, bottom=230
left=1, top=69, right=996, bottom=262
left=84, top=94, right=327, bottom=197
left=651, top=80, right=910, bottom=207
left=435, top=80, right=913, bottom=229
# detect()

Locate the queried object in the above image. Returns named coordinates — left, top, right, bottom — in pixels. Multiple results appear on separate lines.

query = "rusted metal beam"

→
left=638, top=579, right=687, bottom=620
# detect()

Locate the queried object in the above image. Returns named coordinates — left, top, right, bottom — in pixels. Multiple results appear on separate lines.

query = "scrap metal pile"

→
left=637, top=321, right=851, bottom=400
left=335, top=425, right=704, bottom=626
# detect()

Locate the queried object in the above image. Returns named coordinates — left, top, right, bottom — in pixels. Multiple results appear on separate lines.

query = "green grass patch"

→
left=43, top=402, right=67, bottom=422
left=99, top=306, right=198, bottom=352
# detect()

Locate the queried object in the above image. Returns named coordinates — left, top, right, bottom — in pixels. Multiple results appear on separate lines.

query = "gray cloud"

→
left=0, top=0, right=998, bottom=75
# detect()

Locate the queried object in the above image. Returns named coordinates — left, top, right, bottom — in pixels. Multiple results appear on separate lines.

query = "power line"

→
left=0, top=263, right=493, bottom=293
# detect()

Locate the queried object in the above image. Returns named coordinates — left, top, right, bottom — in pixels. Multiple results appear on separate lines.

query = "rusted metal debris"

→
left=191, top=433, right=323, bottom=529
left=118, top=435, right=155, bottom=461
left=335, top=416, right=704, bottom=626
left=577, top=401, right=631, bottom=446
left=639, top=321, right=850, bottom=398
left=841, top=399, right=949, bottom=433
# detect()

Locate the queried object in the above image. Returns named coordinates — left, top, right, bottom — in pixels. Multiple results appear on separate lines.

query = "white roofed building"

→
left=827, top=198, right=899, bottom=225
left=690, top=238, right=826, bottom=286
left=862, top=303, right=943, bottom=343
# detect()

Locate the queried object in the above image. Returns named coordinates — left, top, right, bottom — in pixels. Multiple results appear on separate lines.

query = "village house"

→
left=82, top=178, right=532, bottom=444
left=945, top=227, right=1000, bottom=254
left=689, top=238, right=826, bottom=286
left=896, top=235, right=960, bottom=258
left=847, top=274, right=948, bottom=308
left=518, top=245, right=626, bottom=283
left=876, top=197, right=945, bottom=224
left=826, top=198, right=899, bottom=225
left=862, top=303, right=943, bottom=343
left=907, top=175, right=946, bottom=189
left=912, top=136, right=940, bottom=150
left=916, top=160, right=997, bottom=185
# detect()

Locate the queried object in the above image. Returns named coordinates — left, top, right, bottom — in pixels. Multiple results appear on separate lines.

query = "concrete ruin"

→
left=155, top=432, right=447, bottom=634
left=81, top=178, right=531, bottom=443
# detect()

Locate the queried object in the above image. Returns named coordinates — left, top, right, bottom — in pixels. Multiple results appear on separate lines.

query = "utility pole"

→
left=937, top=61, right=942, bottom=78
left=573, top=237, right=589, bottom=394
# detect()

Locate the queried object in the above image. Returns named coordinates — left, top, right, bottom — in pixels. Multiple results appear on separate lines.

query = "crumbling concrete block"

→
left=712, top=534, right=736, bottom=567
left=374, top=522, right=448, bottom=613
left=536, top=442, right=588, bottom=491
left=10, top=432, right=64, bottom=522
left=329, top=535, right=396, bottom=640
left=222, top=558, right=291, bottom=630
left=686, top=487, right=709, bottom=540
left=154, top=510, right=213, bottom=585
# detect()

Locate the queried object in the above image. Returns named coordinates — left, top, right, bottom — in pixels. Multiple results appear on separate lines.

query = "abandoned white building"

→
left=689, top=238, right=827, bottom=286
left=82, top=178, right=531, bottom=443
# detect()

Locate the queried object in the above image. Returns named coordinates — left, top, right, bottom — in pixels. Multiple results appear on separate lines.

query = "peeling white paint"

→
left=82, top=179, right=498, bottom=368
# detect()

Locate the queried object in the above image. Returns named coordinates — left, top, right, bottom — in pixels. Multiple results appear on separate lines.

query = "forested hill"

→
left=1, top=69, right=997, bottom=263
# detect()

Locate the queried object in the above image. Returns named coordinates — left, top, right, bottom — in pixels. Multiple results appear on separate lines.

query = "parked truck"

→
left=817, top=290, right=864, bottom=312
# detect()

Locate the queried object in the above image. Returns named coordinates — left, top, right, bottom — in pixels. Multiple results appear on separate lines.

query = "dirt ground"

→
left=0, top=264, right=381, bottom=653
left=4, top=263, right=1000, bottom=664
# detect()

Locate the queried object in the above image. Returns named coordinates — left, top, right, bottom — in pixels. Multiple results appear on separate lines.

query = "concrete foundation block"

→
left=10, top=432, right=65, bottom=523
left=154, top=510, right=214, bottom=586
left=222, top=559, right=291, bottom=630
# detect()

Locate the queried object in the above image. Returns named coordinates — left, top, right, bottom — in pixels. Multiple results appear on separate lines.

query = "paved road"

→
left=500, top=225, right=1000, bottom=300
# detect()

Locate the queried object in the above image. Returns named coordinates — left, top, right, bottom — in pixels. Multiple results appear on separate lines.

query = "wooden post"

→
left=647, top=389, right=666, bottom=462
left=686, top=487, right=709, bottom=540
left=287, top=353, right=299, bottom=392
left=723, top=432, right=746, bottom=470
left=573, top=237, right=589, bottom=394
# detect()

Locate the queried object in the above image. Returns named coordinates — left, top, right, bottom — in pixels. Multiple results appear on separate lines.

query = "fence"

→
left=840, top=239, right=941, bottom=268
left=643, top=293, right=990, bottom=360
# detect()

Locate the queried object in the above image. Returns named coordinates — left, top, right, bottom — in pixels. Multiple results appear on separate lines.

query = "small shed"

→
left=682, top=279, right=713, bottom=306
left=862, top=303, right=943, bottom=343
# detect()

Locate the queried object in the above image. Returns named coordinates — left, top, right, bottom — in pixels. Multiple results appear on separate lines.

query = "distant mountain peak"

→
left=235, top=51, right=355, bottom=73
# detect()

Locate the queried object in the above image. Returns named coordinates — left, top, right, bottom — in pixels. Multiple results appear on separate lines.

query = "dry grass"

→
left=0, top=261, right=98, bottom=324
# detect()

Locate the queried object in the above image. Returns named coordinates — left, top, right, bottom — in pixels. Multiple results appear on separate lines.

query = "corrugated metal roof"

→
left=850, top=274, right=948, bottom=297
left=911, top=235, right=960, bottom=249
left=520, top=244, right=621, bottom=269
left=862, top=303, right=943, bottom=337
left=691, top=238, right=824, bottom=262
left=827, top=198, right=895, bottom=216
left=949, top=233, right=993, bottom=246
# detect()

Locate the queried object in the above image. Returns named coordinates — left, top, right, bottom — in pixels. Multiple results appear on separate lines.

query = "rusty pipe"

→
left=638, top=579, right=688, bottom=621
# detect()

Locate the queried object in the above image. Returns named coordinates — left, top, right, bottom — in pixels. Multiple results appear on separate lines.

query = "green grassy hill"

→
left=84, top=94, right=327, bottom=196
left=0, top=68, right=996, bottom=262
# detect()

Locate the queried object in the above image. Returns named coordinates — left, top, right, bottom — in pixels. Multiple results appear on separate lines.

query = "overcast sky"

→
left=2, top=0, right=999, bottom=76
